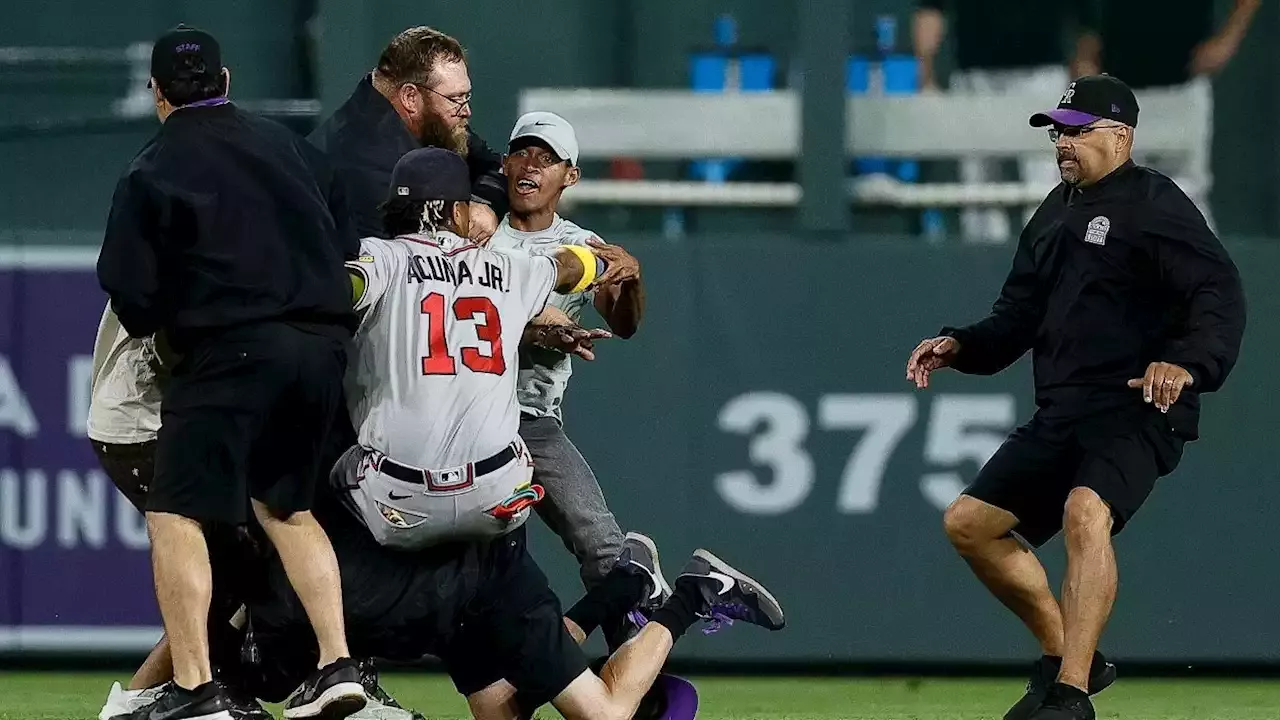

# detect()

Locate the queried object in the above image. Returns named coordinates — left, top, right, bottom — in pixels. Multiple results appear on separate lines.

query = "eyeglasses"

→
left=408, top=83, right=472, bottom=116
left=1048, top=123, right=1125, bottom=143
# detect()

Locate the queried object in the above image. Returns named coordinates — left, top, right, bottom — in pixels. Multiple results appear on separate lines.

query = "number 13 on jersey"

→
left=420, top=292, right=505, bottom=376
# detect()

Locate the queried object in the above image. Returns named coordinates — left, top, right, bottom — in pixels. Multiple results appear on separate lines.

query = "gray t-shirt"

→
left=489, top=215, right=597, bottom=421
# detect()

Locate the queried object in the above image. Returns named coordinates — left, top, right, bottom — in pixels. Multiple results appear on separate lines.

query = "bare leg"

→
left=944, top=495, right=1065, bottom=656
left=1057, top=488, right=1117, bottom=691
left=467, top=681, right=521, bottom=720
left=147, top=512, right=213, bottom=690
left=128, top=636, right=173, bottom=689
left=552, top=623, right=675, bottom=720
left=252, top=502, right=350, bottom=666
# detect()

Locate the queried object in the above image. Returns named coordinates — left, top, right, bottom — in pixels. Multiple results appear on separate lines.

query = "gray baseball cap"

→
left=509, top=111, right=579, bottom=166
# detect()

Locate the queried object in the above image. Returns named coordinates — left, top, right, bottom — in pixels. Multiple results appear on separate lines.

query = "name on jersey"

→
left=407, top=254, right=508, bottom=293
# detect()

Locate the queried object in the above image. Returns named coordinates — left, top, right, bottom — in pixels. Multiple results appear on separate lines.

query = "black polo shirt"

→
left=1097, top=0, right=1216, bottom=89
left=920, top=0, right=1094, bottom=71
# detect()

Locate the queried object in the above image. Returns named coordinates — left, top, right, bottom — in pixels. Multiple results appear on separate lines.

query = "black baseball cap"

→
left=148, top=24, right=222, bottom=90
left=1029, top=74, right=1139, bottom=129
left=389, top=148, right=472, bottom=202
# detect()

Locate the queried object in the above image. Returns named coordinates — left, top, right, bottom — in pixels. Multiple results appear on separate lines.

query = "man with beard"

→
left=905, top=74, right=1245, bottom=720
left=309, top=26, right=506, bottom=244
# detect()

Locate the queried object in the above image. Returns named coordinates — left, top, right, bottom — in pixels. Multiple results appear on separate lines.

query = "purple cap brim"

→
left=1028, top=108, right=1101, bottom=128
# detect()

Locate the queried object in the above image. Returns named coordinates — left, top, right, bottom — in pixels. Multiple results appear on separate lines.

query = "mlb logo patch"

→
left=1085, top=216, right=1111, bottom=245
left=427, top=466, right=474, bottom=492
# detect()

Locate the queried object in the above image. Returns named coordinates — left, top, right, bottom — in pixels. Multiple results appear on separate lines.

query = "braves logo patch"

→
left=1084, top=216, right=1111, bottom=245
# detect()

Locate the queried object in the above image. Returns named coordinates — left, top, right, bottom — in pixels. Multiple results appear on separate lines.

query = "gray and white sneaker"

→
left=282, top=658, right=367, bottom=720
left=618, top=532, right=674, bottom=612
left=677, top=549, right=785, bottom=633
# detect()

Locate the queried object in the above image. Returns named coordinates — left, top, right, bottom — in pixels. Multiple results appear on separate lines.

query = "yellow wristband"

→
left=563, top=245, right=598, bottom=294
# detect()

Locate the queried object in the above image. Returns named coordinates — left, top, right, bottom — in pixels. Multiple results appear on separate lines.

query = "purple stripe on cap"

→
left=1028, top=108, right=1101, bottom=128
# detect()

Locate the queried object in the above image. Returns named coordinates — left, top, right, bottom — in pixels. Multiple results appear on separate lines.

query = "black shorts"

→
left=965, top=406, right=1187, bottom=547
left=441, top=526, right=588, bottom=709
left=247, top=505, right=586, bottom=708
left=148, top=322, right=349, bottom=524
left=91, top=439, right=156, bottom=513
left=92, top=439, right=270, bottom=666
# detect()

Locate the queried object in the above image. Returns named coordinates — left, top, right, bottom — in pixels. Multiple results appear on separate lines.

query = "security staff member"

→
left=97, top=25, right=366, bottom=720
left=905, top=75, right=1245, bottom=720
left=309, top=25, right=507, bottom=243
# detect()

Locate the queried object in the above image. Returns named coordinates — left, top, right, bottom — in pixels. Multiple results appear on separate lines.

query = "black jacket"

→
left=942, top=161, right=1245, bottom=436
left=307, top=75, right=508, bottom=239
left=97, top=102, right=359, bottom=352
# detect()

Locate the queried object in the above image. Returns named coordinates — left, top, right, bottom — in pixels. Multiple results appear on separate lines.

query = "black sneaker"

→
left=676, top=549, right=785, bottom=633
left=356, top=658, right=425, bottom=720
left=116, top=681, right=231, bottom=720
left=604, top=532, right=674, bottom=651
left=282, top=658, right=367, bottom=720
left=1027, top=683, right=1096, bottom=720
left=1004, top=653, right=1116, bottom=720
left=220, top=684, right=271, bottom=720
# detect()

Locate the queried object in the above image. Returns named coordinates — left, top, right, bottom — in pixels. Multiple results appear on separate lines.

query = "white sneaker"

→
left=98, top=681, right=165, bottom=720
left=348, top=697, right=421, bottom=720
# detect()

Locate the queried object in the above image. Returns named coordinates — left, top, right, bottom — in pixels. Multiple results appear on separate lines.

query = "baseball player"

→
left=486, top=112, right=641, bottom=613
left=243, top=146, right=786, bottom=720
left=333, top=140, right=639, bottom=552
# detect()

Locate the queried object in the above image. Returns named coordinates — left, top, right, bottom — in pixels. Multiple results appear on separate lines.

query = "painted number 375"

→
left=715, top=392, right=1015, bottom=515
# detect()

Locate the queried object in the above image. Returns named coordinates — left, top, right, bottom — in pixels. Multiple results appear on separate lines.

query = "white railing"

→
left=518, top=87, right=1208, bottom=210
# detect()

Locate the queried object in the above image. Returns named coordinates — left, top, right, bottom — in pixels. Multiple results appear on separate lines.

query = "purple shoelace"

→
left=699, top=601, right=752, bottom=635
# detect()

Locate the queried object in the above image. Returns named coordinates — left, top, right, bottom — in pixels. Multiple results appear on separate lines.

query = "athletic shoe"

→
left=353, top=659, right=425, bottom=720
left=1004, top=653, right=1116, bottom=720
left=112, top=681, right=231, bottom=720
left=604, top=532, right=675, bottom=651
left=100, top=682, right=167, bottom=720
left=282, top=658, right=367, bottom=720
left=1027, top=683, right=1096, bottom=720
left=220, top=683, right=272, bottom=720
left=676, top=549, right=785, bottom=633
left=618, top=532, right=674, bottom=613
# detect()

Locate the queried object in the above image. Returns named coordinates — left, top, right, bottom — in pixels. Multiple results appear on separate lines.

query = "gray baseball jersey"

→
left=341, top=231, right=557, bottom=548
left=488, top=214, right=597, bottom=421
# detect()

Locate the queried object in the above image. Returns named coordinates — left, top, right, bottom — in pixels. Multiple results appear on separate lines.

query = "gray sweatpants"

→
left=520, top=413, right=625, bottom=589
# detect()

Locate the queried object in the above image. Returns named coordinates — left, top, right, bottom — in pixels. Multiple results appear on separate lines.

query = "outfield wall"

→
left=0, top=237, right=1276, bottom=662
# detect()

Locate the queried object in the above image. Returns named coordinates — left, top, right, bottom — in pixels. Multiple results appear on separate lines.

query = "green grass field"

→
left=2, top=672, right=1277, bottom=720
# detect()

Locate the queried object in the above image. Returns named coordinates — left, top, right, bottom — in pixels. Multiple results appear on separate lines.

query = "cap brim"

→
left=510, top=131, right=574, bottom=165
left=1029, top=109, right=1101, bottom=128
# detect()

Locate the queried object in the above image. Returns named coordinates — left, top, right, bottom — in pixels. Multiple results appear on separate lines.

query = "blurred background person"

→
left=1076, top=0, right=1262, bottom=227
left=912, top=0, right=1098, bottom=243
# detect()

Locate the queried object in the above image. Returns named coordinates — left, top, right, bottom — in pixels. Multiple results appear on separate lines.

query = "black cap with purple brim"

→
left=1029, top=74, right=1139, bottom=129
left=148, top=24, right=222, bottom=90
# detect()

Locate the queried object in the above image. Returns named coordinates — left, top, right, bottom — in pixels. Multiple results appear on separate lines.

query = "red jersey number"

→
left=419, top=293, right=506, bottom=376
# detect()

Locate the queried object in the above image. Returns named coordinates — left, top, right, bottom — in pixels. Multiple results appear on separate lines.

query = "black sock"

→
left=650, top=578, right=702, bottom=642
left=565, top=572, right=648, bottom=637
left=175, top=680, right=217, bottom=697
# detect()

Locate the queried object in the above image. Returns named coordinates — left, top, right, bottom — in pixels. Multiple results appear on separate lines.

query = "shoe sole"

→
left=183, top=712, right=233, bottom=720
left=626, top=531, right=674, bottom=603
left=283, top=683, right=367, bottom=720
left=691, top=549, right=785, bottom=630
